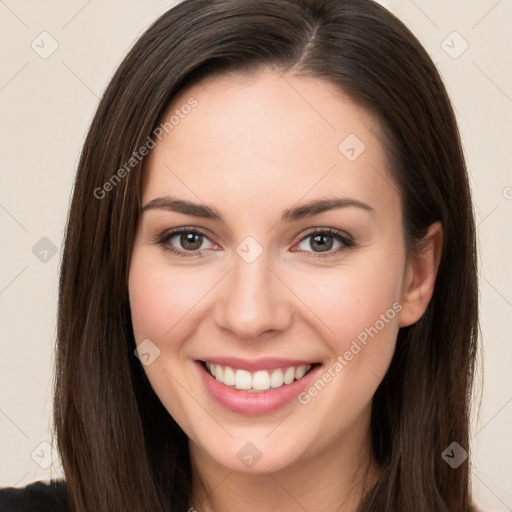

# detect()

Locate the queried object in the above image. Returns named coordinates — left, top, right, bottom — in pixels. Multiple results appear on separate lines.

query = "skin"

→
left=128, top=68, right=442, bottom=512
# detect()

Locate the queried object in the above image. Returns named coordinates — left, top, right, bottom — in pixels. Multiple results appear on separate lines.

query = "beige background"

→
left=1, top=1, right=511, bottom=510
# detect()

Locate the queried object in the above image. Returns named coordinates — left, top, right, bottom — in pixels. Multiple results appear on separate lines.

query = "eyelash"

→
left=153, top=226, right=356, bottom=259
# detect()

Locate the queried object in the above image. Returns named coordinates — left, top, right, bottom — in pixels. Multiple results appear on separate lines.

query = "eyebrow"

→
left=141, top=196, right=374, bottom=222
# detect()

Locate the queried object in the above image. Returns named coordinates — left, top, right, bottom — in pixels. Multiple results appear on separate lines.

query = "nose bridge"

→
left=216, top=239, right=291, bottom=338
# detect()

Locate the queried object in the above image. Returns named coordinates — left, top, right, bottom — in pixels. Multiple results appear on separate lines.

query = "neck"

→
left=188, top=414, right=381, bottom=512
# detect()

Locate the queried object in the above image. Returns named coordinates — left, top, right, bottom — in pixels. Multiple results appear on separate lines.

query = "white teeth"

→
left=204, top=362, right=313, bottom=391
left=295, top=365, right=307, bottom=380
left=270, top=369, right=284, bottom=388
left=252, top=370, right=271, bottom=391
left=223, top=366, right=236, bottom=386
left=235, top=369, right=252, bottom=390
left=284, top=367, right=295, bottom=384
left=214, top=364, right=223, bottom=382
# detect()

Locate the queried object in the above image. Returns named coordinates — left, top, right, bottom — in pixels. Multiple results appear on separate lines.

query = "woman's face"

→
left=128, top=69, right=414, bottom=474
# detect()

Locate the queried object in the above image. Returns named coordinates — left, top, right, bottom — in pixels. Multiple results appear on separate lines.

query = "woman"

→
left=0, top=0, right=479, bottom=510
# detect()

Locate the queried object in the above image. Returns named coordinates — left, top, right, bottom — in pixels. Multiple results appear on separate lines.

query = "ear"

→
left=398, top=221, right=443, bottom=328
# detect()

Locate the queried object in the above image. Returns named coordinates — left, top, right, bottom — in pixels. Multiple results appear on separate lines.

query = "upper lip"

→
left=197, top=357, right=319, bottom=372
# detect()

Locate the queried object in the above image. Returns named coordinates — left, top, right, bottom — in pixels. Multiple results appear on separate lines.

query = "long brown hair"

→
left=54, top=0, right=479, bottom=510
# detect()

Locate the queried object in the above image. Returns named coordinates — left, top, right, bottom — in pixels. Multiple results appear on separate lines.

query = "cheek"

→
left=128, top=254, right=208, bottom=429
left=128, top=255, right=211, bottom=344
left=294, top=258, right=403, bottom=343
left=290, top=272, right=401, bottom=442
left=288, top=251, right=404, bottom=404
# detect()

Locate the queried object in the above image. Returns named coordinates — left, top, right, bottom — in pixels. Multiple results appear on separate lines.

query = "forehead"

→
left=141, top=69, right=400, bottom=223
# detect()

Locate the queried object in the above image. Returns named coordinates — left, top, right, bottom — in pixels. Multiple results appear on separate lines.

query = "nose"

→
left=214, top=249, right=293, bottom=339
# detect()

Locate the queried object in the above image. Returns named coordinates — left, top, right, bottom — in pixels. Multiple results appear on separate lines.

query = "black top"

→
left=0, top=480, right=69, bottom=512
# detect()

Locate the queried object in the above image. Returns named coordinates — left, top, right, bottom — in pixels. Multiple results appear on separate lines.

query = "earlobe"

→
left=398, top=221, right=443, bottom=328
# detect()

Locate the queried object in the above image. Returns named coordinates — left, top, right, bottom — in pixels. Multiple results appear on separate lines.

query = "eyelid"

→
left=154, top=226, right=355, bottom=258
left=293, top=227, right=355, bottom=257
left=153, top=226, right=219, bottom=253
left=296, top=226, right=353, bottom=243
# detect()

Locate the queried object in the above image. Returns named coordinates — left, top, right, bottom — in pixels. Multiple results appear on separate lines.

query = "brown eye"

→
left=309, top=233, right=335, bottom=252
left=155, top=227, right=217, bottom=257
left=295, top=228, right=355, bottom=257
left=179, top=232, right=204, bottom=251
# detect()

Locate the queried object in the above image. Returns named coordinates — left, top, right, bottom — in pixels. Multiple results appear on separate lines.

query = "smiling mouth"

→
left=200, top=361, right=319, bottom=393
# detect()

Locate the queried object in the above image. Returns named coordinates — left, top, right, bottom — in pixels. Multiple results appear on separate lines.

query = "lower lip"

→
left=195, top=361, right=322, bottom=415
